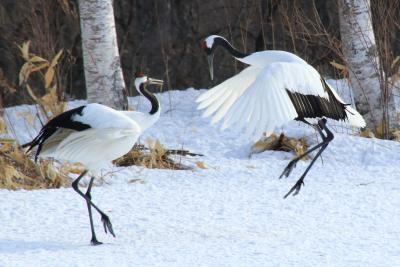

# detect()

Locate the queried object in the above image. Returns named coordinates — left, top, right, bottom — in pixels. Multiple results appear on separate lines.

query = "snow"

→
left=1, top=84, right=400, bottom=266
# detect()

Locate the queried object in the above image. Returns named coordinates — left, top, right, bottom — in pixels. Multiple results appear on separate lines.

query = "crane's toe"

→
left=101, top=214, right=115, bottom=237
left=283, top=178, right=305, bottom=199
left=90, top=238, right=103, bottom=246
left=279, top=160, right=298, bottom=179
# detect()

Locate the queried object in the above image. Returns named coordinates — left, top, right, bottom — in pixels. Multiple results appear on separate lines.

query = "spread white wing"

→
left=196, top=62, right=329, bottom=139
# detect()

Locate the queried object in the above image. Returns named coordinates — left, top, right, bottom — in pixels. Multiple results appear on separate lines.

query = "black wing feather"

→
left=286, top=79, right=347, bottom=122
left=22, top=106, right=91, bottom=161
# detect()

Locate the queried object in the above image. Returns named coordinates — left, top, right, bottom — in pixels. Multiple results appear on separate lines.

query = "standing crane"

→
left=198, top=35, right=365, bottom=198
left=23, top=72, right=163, bottom=245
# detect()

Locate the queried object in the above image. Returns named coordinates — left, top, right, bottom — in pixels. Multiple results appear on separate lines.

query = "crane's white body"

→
left=40, top=103, right=142, bottom=170
left=35, top=75, right=162, bottom=172
left=198, top=39, right=365, bottom=139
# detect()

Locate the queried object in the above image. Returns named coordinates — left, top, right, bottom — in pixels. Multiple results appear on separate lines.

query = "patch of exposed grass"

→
left=250, top=133, right=309, bottom=159
left=114, top=139, right=202, bottom=170
left=0, top=41, right=72, bottom=190
left=0, top=140, right=70, bottom=190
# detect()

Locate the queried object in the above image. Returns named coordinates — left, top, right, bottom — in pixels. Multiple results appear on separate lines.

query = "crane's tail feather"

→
left=345, top=106, right=366, bottom=128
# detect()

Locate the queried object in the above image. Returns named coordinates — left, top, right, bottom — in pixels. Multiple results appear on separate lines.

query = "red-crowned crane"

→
left=198, top=35, right=366, bottom=198
left=23, top=72, right=163, bottom=245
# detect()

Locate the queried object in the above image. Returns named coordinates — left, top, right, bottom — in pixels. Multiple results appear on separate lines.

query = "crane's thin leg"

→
left=85, top=176, right=102, bottom=245
left=284, top=120, right=334, bottom=198
left=72, top=171, right=115, bottom=242
left=279, top=121, right=327, bottom=179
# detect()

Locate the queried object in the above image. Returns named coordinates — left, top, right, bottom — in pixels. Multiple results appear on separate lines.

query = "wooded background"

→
left=0, top=0, right=399, bottom=107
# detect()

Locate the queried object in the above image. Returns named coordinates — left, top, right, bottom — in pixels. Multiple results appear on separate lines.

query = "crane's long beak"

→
left=207, top=54, right=214, bottom=80
left=147, top=78, right=164, bottom=86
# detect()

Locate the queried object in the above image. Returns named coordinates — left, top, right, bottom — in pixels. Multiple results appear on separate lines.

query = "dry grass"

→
left=360, top=127, right=400, bottom=141
left=250, top=133, right=309, bottom=159
left=0, top=41, right=72, bottom=190
left=0, top=140, right=70, bottom=190
left=114, top=139, right=201, bottom=170
left=17, top=41, right=65, bottom=119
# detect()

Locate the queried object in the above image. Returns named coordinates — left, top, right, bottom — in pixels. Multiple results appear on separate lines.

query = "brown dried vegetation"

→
left=0, top=42, right=70, bottom=190
left=0, top=141, right=70, bottom=190
left=114, top=139, right=201, bottom=170
left=250, top=133, right=309, bottom=159
left=17, top=41, right=65, bottom=119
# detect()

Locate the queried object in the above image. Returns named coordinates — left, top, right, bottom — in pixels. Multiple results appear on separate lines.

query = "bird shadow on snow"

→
left=0, top=239, right=78, bottom=254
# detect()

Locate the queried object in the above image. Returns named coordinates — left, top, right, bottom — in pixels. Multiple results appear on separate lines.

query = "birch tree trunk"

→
left=78, top=0, right=127, bottom=109
left=338, top=0, right=400, bottom=133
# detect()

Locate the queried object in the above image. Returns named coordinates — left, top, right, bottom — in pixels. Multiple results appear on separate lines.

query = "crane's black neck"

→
left=214, top=37, right=249, bottom=59
left=139, top=83, right=159, bottom=115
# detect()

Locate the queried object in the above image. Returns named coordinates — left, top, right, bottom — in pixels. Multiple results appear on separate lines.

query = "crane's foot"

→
left=279, top=159, right=298, bottom=179
left=90, top=237, right=103, bottom=246
left=283, top=178, right=305, bottom=199
left=101, top=214, right=115, bottom=237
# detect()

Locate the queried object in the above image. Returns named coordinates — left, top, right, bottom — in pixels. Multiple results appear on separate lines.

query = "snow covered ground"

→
left=1, top=83, right=400, bottom=266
